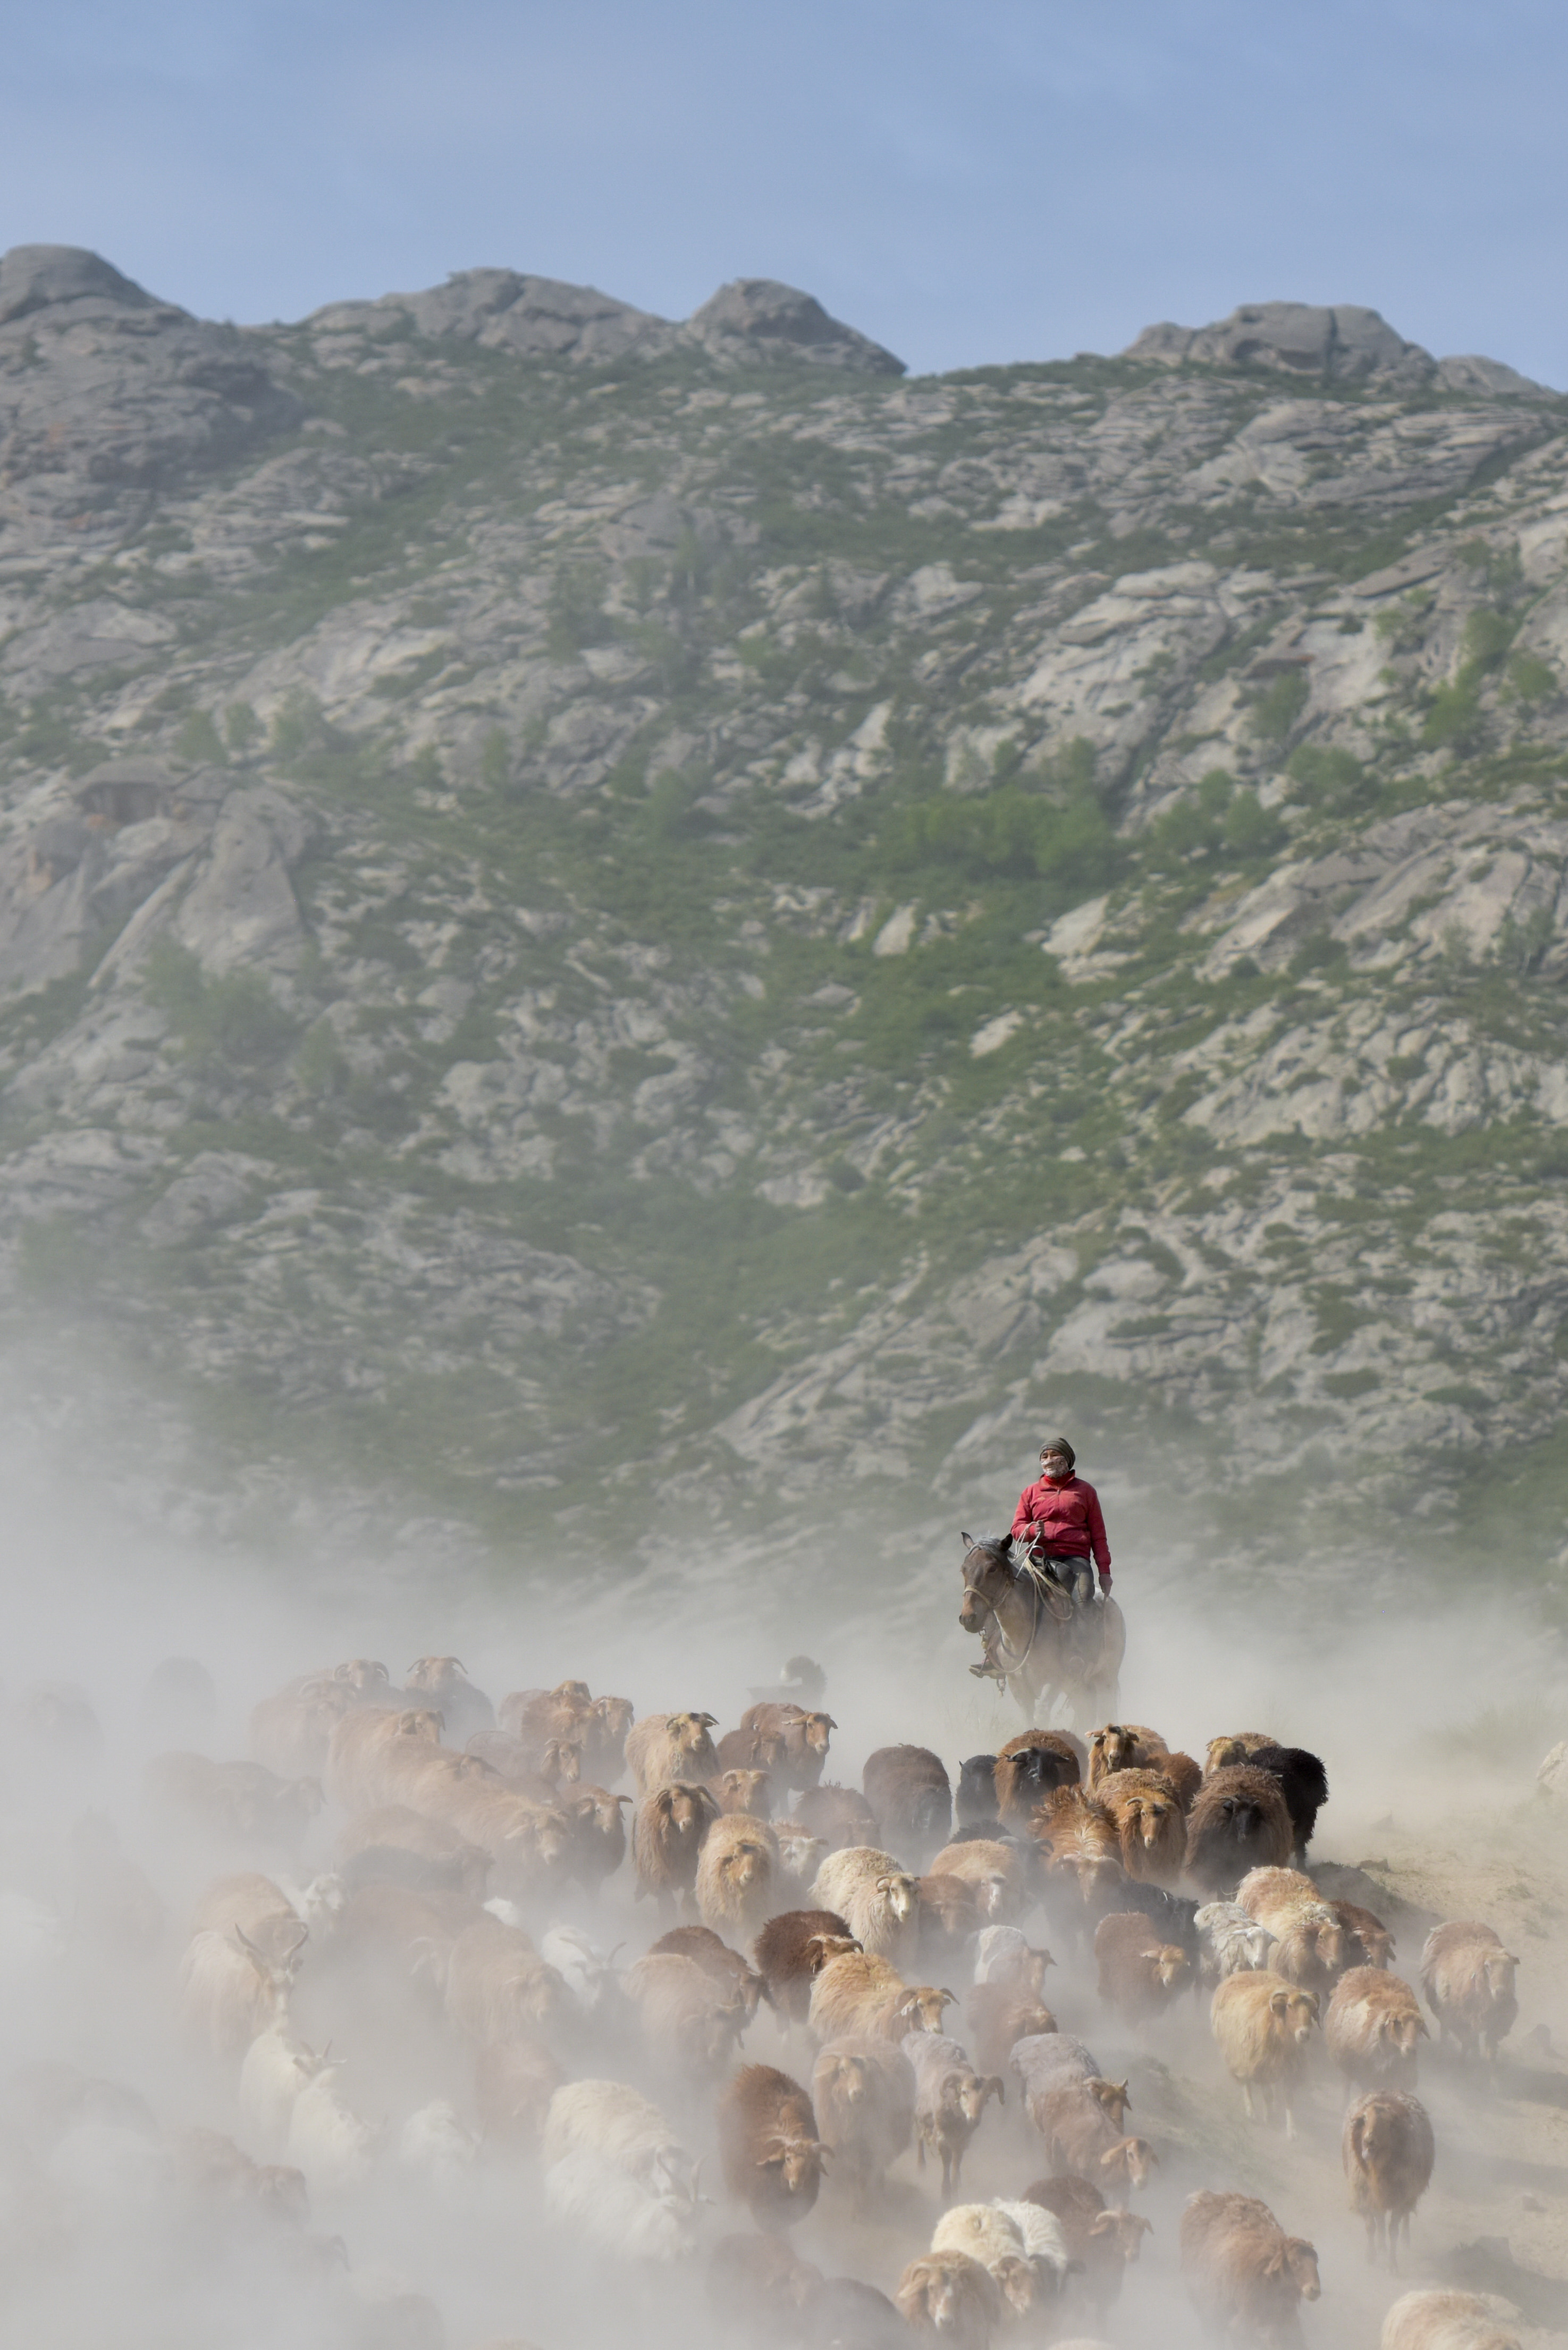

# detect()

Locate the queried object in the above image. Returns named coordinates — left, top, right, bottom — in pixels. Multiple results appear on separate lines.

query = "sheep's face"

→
left=957, top=2073, right=1003, bottom=2127
left=1382, top=2010, right=1426, bottom=2058
left=823, top=2055, right=869, bottom=2106
left=878, top=1873, right=917, bottom=1925
left=1270, top=1987, right=1319, bottom=2043
left=1206, top=1736, right=1247, bottom=1771
left=724, top=1842, right=766, bottom=1891
left=718, top=1770, right=769, bottom=1815
left=1483, top=1953, right=1520, bottom=2002
left=898, top=1987, right=955, bottom=2034
left=671, top=1713, right=717, bottom=1752
left=1282, top=2239, right=1320, bottom=2301
left=1128, top=1797, right=1173, bottom=1845
left=1106, top=2135, right=1158, bottom=2188
left=1092, top=2209, right=1152, bottom=2263
left=407, top=1657, right=465, bottom=1694
left=393, top=1709, right=443, bottom=1742
left=1154, top=1946, right=1191, bottom=1991
left=800, top=1713, right=835, bottom=1757
left=1087, top=2077, right=1130, bottom=2126
left=993, top=2255, right=1039, bottom=2316
left=335, top=1659, right=391, bottom=1693
left=759, top=2137, right=826, bottom=2195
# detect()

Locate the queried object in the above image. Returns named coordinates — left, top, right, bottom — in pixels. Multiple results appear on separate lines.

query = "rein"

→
left=963, top=1545, right=1043, bottom=1675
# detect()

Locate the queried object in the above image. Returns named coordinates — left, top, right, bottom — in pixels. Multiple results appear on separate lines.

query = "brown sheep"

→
left=790, top=1782, right=880, bottom=1850
left=895, top=2250, right=1001, bottom=2349
left=753, top=1909, right=860, bottom=2027
left=475, top=2035, right=566, bottom=2152
left=1237, top=1866, right=1347, bottom=1995
left=714, top=1767, right=773, bottom=1818
left=444, top=1916, right=573, bottom=2044
left=707, top=2234, right=823, bottom=2337
left=1205, top=1731, right=1277, bottom=1772
left=862, top=1745, right=952, bottom=1854
left=916, top=1872, right=983, bottom=1971
left=1032, top=2081, right=1154, bottom=2192
left=997, top=1727, right=1083, bottom=1805
left=648, top=1924, right=766, bottom=2021
left=250, top=1678, right=352, bottom=1777
left=461, top=1730, right=560, bottom=1793
left=189, top=1873, right=309, bottom=1967
left=1334, top=1897, right=1396, bottom=1970
left=1210, top=1970, right=1320, bottom=2136
left=1022, top=2176, right=1152, bottom=2321
left=715, top=1723, right=790, bottom=1776
left=632, top=1780, right=721, bottom=1909
left=420, top=1772, right=575, bottom=1903
left=807, top=1949, right=955, bottom=2042
left=1381, top=2288, right=1523, bottom=2350
left=1326, top=1967, right=1428, bottom=2089
left=498, top=1681, right=590, bottom=1742
left=1180, top=2190, right=1320, bottom=2348
left=1344, top=2088, right=1435, bottom=2270
left=696, top=1813, right=781, bottom=1945
left=1185, top=1765, right=1294, bottom=1894
left=1159, top=1750, right=1203, bottom=1810
left=145, top=1752, right=325, bottom=1859
left=326, top=1706, right=445, bottom=1814
left=926, top=1837, right=1027, bottom=1923
left=1085, top=1722, right=1168, bottom=1788
left=403, top=1656, right=494, bottom=1741
left=964, top=1983, right=1057, bottom=2078
left=811, top=2034, right=914, bottom=2212
left=624, top=1711, right=720, bottom=1796
left=717, top=2064, right=827, bottom=2232
left=623, top=1949, right=749, bottom=2080
left=580, top=1692, right=635, bottom=1785
left=1420, top=1922, right=1519, bottom=2062
left=741, top=1702, right=835, bottom=1791
left=1030, top=1788, right=1124, bottom=1927
left=903, top=2033, right=1005, bottom=2194
left=1096, top=1769, right=1187, bottom=1885
left=1093, top=1909, right=1192, bottom=2024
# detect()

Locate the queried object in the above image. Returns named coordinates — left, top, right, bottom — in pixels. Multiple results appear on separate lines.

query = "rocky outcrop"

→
left=682, top=279, right=904, bottom=374
left=1126, top=301, right=1436, bottom=386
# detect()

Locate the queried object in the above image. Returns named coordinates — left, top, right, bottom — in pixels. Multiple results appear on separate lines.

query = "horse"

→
left=958, top=1534, right=1124, bottom=1730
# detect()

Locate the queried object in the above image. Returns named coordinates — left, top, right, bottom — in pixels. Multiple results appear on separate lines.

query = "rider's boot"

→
left=968, top=1633, right=1009, bottom=1680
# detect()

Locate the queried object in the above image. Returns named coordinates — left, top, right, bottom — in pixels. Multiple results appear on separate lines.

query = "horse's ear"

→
left=960, top=1531, right=974, bottom=1548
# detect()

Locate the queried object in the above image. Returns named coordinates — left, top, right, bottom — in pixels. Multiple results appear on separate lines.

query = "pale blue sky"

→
left=4, top=1, right=1563, bottom=382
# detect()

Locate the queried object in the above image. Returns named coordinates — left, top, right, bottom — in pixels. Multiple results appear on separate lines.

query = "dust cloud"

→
left=1, top=1375, right=1564, bottom=2350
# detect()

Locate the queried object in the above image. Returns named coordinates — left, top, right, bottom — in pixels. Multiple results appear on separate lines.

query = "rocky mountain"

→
left=3, top=242, right=1567, bottom=1581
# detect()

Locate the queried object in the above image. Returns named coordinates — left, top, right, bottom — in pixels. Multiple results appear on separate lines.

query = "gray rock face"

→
left=682, top=279, right=905, bottom=374
left=0, top=244, right=302, bottom=533
left=1126, top=301, right=1436, bottom=385
left=306, top=267, right=904, bottom=375
left=1435, top=352, right=1553, bottom=398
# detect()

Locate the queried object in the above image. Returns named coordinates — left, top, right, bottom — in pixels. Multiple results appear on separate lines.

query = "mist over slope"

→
left=2, top=247, right=1568, bottom=1580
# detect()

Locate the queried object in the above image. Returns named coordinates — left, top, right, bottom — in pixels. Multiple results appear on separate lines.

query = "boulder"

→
left=682, top=279, right=904, bottom=374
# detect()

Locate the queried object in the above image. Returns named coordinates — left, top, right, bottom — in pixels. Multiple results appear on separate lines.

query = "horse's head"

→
left=958, top=1531, right=1010, bottom=1634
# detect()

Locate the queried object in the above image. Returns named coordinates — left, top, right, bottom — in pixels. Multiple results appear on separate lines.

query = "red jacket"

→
left=1011, top=1474, right=1110, bottom=1573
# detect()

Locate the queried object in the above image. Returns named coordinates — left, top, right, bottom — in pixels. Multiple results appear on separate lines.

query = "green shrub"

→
left=1249, top=669, right=1309, bottom=745
left=175, top=709, right=226, bottom=764
left=1508, top=651, right=1557, bottom=703
left=1287, top=744, right=1370, bottom=806
left=225, top=701, right=261, bottom=756
left=144, top=938, right=298, bottom=1068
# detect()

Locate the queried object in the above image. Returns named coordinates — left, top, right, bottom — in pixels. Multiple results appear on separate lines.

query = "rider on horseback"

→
left=1010, top=1438, right=1111, bottom=1609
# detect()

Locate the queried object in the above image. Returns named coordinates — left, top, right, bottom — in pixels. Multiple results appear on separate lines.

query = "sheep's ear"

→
left=1270, top=1990, right=1289, bottom=2016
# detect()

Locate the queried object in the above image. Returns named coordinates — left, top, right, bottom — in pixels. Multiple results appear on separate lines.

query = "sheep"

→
left=1343, top=2088, right=1434, bottom=2269
left=284, top=2067, right=383, bottom=2192
left=1085, top=1723, right=1167, bottom=1787
left=648, top=1924, right=766, bottom=2020
left=717, top=2063, right=828, bottom=2232
left=624, top=1711, right=721, bottom=1796
left=926, top=1836, right=1026, bottom=1924
left=544, top=2148, right=699, bottom=2262
left=250, top=1677, right=353, bottom=1777
left=930, top=2205, right=1051, bottom=2322
left=475, top=2036, right=565, bottom=2151
left=145, top=1752, right=325, bottom=1859
left=170, top=2126, right=309, bottom=2240
left=696, top=1812, right=781, bottom=1944
left=239, top=2024, right=334, bottom=2151
left=1334, top=1896, right=1396, bottom=1970
left=707, top=2234, right=824, bottom=2337
left=956, top=1755, right=999, bottom=1828
left=542, top=2078, right=699, bottom=2207
left=741, top=1702, right=835, bottom=1791
left=1095, top=1768, right=1187, bottom=1885
left=500, top=1681, right=591, bottom=1744
left=1195, top=1899, right=1279, bottom=1985
left=1019, top=2177, right=1150, bottom=2321
left=335, top=1803, right=492, bottom=1899
left=965, top=1982, right=1058, bottom=2077
left=811, top=2034, right=915, bottom=2212
left=463, top=1728, right=562, bottom=1793
left=1093, top=1909, right=1192, bottom=2024
left=1030, top=2082, right=1154, bottom=2191
left=1380, top=2288, right=1523, bottom=2350
left=559, top=1783, right=632, bottom=1892
left=862, top=1745, right=952, bottom=1855
left=972, top=1925, right=1052, bottom=1994
left=403, top=1656, right=494, bottom=1741
left=622, top=1950, right=750, bottom=2079
left=443, top=1916, right=574, bottom=2044
left=579, top=1692, right=635, bottom=1784
left=1180, top=2190, right=1320, bottom=2349
left=753, top=1908, right=861, bottom=2026
left=791, top=1782, right=880, bottom=1850
left=714, top=1766, right=773, bottom=1817
left=811, top=1845, right=920, bottom=1961
left=1326, top=1966, right=1428, bottom=2089
left=1210, top=1970, right=1320, bottom=2136
left=1030, top=1787, right=1123, bottom=1921
left=1009, top=2029, right=1103, bottom=2105
left=914, top=1873, right=981, bottom=1973
left=903, top=2032, right=1005, bottom=2195
left=1205, top=1731, right=1277, bottom=1771
left=807, top=1949, right=955, bottom=2042
left=1236, top=1866, right=1347, bottom=1995
left=1185, top=1764, right=1295, bottom=1893
left=806, top=2277, right=911, bottom=2350
left=992, top=1739, right=1080, bottom=1833
left=1245, top=1743, right=1329, bottom=1860
left=190, top=1871, right=310, bottom=1967
left=178, top=1926, right=299, bottom=2060
left=715, top=1723, right=790, bottom=1776
left=1159, top=1750, right=1204, bottom=1809
left=398, top=2100, right=478, bottom=2192
left=326, top=1707, right=446, bottom=1814
left=1420, top=1921, right=1520, bottom=2061
left=895, top=2250, right=1002, bottom=2348
left=773, top=1818, right=828, bottom=1894
left=989, top=2197, right=1077, bottom=2298
left=632, top=1780, right=721, bottom=1909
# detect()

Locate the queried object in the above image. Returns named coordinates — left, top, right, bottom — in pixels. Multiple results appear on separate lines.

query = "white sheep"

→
left=239, top=2024, right=333, bottom=2151
left=177, top=1927, right=297, bottom=2060
left=399, top=2100, right=479, bottom=2190
left=992, top=2198, right=1075, bottom=2290
left=1195, top=1900, right=1279, bottom=1985
left=543, top=2150, right=700, bottom=2262
left=284, top=2067, right=383, bottom=2191
left=811, top=1847, right=920, bottom=1962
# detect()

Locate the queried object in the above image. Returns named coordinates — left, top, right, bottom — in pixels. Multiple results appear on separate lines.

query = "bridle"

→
left=962, top=1541, right=1045, bottom=1674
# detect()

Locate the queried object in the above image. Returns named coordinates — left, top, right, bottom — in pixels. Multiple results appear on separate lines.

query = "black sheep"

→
left=1247, top=1743, right=1329, bottom=1860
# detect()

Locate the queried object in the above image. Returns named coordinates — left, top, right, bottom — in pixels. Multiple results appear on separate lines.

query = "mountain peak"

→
left=0, top=245, right=167, bottom=326
left=1124, top=300, right=1435, bottom=385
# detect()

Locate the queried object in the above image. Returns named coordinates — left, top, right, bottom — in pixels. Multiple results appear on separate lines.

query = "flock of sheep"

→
left=0, top=1644, right=1536, bottom=2350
